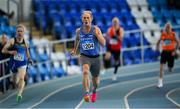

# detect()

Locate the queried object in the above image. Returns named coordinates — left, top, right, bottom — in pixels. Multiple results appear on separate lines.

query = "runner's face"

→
left=16, top=27, right=24, bottom=39
left=1, top=35, right=7, bottom=44
left=112, top=20, right=119, bottom=29
left=166, top=24, right=172, bottom=33
left=82, top=13, right=92, bottom=26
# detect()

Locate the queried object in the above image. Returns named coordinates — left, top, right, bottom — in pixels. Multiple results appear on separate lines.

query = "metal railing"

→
left=0, top=58, right=11, bottom=93
left=120, top=25, right=180, bottom=66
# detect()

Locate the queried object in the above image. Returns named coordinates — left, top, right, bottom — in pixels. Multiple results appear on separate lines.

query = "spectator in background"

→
left=0, top=34, right=11, bottom=60
left=0, top=9, right=14, bottom=19
left=167, top=0, right=180, bottom=9
left=156, top=23, right=179, bottom=88
left=104, top=17, right=124, bottom=81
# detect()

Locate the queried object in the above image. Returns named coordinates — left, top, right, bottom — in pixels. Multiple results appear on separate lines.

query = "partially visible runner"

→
left=156, top=23, right=179, bottom=88
left=104, top=17, right=124, bottom=81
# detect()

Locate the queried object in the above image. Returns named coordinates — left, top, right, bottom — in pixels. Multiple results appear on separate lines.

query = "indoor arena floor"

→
left=0, top=60, right=180, bottom=109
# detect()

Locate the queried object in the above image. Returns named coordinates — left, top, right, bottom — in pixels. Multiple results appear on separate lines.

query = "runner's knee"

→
left=83, top=69, right=89, bottom=75
left=83, top=64, right=89, bottom=75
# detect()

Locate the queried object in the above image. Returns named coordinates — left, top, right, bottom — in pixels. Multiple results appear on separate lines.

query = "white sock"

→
left=159, top=78, right=163, bottom=83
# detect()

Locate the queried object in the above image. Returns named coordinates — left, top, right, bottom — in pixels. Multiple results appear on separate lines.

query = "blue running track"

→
left=0, top=60, right=180, bottom=109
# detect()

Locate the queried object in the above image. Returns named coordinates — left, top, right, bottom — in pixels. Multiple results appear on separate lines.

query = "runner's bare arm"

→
left=71, top=28, right=80, bottom=55
left=156, top=37, right=162, bottom=51
left=94, top=26, right=106, bottom=46
left=24, top=40, right=31, bottom=59
left=118, top=28, right=124, bottom=41
left=174, top=34, right=179, bottom=50
left=2, top=38, right=16, bottom=55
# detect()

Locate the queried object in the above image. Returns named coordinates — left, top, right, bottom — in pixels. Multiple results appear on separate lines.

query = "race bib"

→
left=164, top=39, right=171, bottom=46
left=109, top=39, right=118, bottom=45
left=82, top=42, right=94, bottom=50
left=14, top=53, right=24, bottom=61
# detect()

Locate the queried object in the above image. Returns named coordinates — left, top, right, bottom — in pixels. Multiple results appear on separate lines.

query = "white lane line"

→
left=0, top=75, right=80, bottom=104
left=75, top=77, right=157, bottom=109
left=124, top=80, right=180, bottom=109
left=0, top=62, right=162, bottom=105
left=75, top=77, right=155, bottom=109
left=27, top=82, right=82, bottom=109
left=75, top=73, right=180, bottom=109
left=75, top=99, right=84, bottom=109
left=0, top=62, right=158, bottom=104
left=0, top=92, right=16, bottom=104
left=32, top=61, right=180, bottom=109
left=30, top=74, right=120, bottom=109
left=1, top=62, right=180, bottom=108
left=0, top=63, right=161, bottom=107
left=2, top=60, right=179, bottom=104
left=75, top=65, right=180, bottom=109
left=166, top=88, right=180, bottom=107
left=75, top=68, right=158, bottom=109
left=27, top=65, right=180, bottom=109
left=30, top=69, right=142, bottom=109
left=124, top=84, right=155, bottom=109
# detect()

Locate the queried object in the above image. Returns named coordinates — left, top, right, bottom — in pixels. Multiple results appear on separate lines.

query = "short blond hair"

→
left=164, top=22, right=172, bottom=30
left=81, top=10, right=93, bottom=20
left=16, top=24, right=26, bottom=32
left=112, top=17, right=120, bottom=23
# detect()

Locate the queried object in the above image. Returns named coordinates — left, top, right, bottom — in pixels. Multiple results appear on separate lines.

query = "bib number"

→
left=164, top=40, right=171, bottom=46
left=14, top=53, right=24, bottom=61
left=109, top=39, right=118, bottom=45
left=82, top=43, right=94, bottom=50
